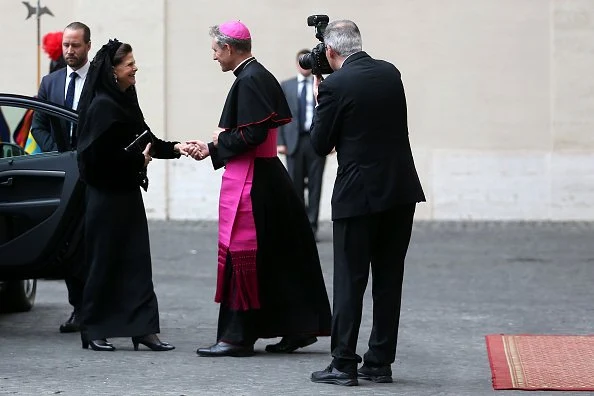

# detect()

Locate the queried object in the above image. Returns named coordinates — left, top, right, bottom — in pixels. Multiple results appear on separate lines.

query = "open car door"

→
left=0, top=94, right=84, bottom=280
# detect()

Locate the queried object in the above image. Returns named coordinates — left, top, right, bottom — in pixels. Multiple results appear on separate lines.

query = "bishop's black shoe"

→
left=196, top=341, right=254, bottom=357
left=311, top=364, right=358, bottom=386
left=358, top=364, right=393, bottom=383
left=265, top=336, right=318, bottom=353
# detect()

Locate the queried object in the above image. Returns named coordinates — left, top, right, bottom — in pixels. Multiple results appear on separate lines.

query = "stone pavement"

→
left=1, top=221, right=593, bottom=396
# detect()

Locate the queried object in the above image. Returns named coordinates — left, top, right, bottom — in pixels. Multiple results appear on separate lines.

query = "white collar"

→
left=233, top=56, right=255, bottom=73
left=67, top=60, right=90, bottom=78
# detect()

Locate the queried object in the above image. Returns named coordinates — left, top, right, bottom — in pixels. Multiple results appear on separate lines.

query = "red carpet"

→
left=486, top=334, right=594, bottom=391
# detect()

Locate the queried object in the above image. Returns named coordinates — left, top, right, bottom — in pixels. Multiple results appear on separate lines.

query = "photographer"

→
left=309, top=19, right=426, bottom=386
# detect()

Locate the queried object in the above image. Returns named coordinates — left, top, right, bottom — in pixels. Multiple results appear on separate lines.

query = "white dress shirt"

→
left=297, top=74, right=314, bottom=131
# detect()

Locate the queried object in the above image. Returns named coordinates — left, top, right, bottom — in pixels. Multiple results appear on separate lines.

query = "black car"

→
left=0, top=93, right=84, bottom=312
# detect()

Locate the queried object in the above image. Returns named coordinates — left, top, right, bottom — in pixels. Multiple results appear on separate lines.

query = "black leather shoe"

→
left=132, top=334, right=175, bottom=351
left=88, top=339, right=116, bottom=351
left=81, top=331, right=115, bottom=351
left=196, top=341, right=254, bottom=357
left=265, top=336, right=318, bottom=353
left=358, top=364, right=393, bottom=383
left=59, top=311, right=80, bottom=333
left=311, top=365, right=358, bottom=386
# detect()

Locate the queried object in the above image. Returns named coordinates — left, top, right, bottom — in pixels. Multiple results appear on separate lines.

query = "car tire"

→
left=0, top=279, right=37, bottom=313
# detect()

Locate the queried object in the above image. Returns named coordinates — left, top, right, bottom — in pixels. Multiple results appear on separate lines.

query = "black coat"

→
left=310, top=51, right=426, bottom=220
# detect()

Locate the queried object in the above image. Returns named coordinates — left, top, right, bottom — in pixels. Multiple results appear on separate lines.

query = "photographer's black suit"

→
left=310, top=51, right=425, bottom=373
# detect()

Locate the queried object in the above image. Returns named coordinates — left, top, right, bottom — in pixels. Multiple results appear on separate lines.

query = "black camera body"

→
left=298, top=15, right=334, bottom=75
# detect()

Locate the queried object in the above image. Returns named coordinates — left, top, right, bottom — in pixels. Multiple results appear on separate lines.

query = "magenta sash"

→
left=215, top=129, right=278, bottom=310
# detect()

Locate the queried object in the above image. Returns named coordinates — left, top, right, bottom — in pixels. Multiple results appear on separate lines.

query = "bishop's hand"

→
left=186, top=140, right=210, bottom=161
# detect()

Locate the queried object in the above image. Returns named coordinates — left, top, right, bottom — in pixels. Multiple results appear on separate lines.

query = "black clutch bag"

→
left=125, top=130, right=153, bottom=153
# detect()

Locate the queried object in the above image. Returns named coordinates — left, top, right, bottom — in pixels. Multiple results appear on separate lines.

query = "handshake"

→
left=184, top=129, right=222, bottom=160
left=177, top=140, right=210, bottom=161
left=173, top=130, right=223, bottom=161
left=144, top=131, right=221, bottom=168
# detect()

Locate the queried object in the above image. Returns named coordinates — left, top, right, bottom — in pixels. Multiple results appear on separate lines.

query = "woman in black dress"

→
left=76, top=39, right=188, bottom=352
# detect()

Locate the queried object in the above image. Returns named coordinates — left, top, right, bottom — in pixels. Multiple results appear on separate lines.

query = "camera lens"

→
left=298, top=52, right=313, bottom=70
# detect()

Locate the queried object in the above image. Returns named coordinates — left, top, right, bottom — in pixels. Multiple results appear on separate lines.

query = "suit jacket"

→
left=277, top=77, right=301, bottom=156
left=310, top=51, right=426, bottom=220
left=31, top=68, right=71, bottom=152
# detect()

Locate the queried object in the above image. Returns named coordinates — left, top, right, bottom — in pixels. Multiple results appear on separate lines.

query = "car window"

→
left=0, top=143, right=26, bottom=158
left=0, top=105, right=39, bottom=155
left=0, top=104, right=75, bottom=155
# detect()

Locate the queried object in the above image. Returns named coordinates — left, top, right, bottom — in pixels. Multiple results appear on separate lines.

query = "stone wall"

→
left=3, top=0, right=592, bottom=220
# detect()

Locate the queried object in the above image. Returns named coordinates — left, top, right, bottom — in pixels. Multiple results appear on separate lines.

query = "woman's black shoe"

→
left=81, top=332, right=115, bottom=351
left=132, top=334, right=175, bottom=351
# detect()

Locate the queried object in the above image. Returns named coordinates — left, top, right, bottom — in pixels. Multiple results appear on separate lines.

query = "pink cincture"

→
left=214, top=129, right=278, bottom=310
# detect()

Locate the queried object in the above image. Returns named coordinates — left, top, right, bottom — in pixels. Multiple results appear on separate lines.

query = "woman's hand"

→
left=143, top=143, right=152, bottom=167
left=174, top=142, right=190, bottom=156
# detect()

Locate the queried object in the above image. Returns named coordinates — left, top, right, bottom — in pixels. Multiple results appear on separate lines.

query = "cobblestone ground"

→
left=1, top=221, right=593, bottom=396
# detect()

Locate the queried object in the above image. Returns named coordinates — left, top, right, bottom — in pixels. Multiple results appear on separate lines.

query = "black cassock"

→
left=77, top=89, right=179, bottom=340
left=208, top=58, right=331, bottom=345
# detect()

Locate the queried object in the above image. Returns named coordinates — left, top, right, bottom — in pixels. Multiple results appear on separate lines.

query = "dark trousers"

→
left=65, top=275, right=84, bottom=314
left=330, top=203, right=416, bottom=373
left=64, top=231, right=86, bottom=315
left=286, top=134, right=326, bottom=233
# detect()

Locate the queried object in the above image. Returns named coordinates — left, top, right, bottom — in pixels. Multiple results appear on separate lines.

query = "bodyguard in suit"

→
left=277, top=50, right=326, bottom=239
left=309, top=20, right=426, bottom=386
left=32, top=22, right=91, bottom=152
left=31, top=22, right=92, bottom=333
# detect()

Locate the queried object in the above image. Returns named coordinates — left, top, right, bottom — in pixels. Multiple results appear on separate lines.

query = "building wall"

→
left=3, top=0, right=593, bottom=220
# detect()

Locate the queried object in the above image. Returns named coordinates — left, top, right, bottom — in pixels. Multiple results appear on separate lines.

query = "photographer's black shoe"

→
left=265, top=336, right=317, bottom=353
left=358, top=364, right=393, bottom=383
left=311, top=364, right=358, bottom=386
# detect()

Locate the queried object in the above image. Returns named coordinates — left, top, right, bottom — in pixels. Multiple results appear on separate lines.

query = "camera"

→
left=298, top=15, right=334, bottom=75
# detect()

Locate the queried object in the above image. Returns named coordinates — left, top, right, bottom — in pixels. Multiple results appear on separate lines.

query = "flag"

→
left=0, top=108, right=9, bottom=143
left=13, top=108, right=34, bottom=148
left=24, top=132, right=41, bottom=155
left=12, top=108, right=40, bottom=154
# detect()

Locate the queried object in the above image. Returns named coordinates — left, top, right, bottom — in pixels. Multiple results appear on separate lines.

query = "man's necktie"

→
left=298, top=79, right=308, bottom=133
left=65, top=72, right=78, bottom=148
left=65, top=71, right=78, bottom=109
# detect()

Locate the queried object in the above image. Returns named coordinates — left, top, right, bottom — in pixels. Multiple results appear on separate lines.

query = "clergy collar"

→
left=233, top=56, right=256, bottom=76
